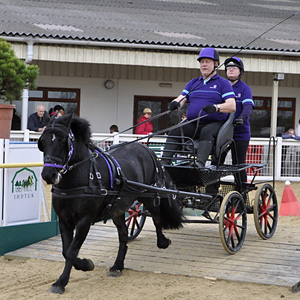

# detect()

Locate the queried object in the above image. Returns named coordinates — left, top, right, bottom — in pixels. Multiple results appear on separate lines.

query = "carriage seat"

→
left=192, top=111, right=235, bottom=165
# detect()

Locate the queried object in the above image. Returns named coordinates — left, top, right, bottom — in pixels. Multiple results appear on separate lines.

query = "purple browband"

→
left=44, top=163, right=65, bottom=169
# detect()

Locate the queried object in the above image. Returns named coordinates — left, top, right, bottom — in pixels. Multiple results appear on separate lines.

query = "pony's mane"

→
left=48, top=114, right=92, bottom=146
left=70, top=116, right=92, bottom=145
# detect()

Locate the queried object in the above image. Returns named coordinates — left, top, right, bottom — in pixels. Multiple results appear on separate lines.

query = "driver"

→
left=162, top=47, right=236, bottom=167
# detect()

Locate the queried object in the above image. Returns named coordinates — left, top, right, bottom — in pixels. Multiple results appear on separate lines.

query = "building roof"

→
left=1, top=0, right=300, bottom=53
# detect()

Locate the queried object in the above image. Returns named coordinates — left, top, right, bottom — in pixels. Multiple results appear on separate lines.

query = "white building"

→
left=1, top=0, right=300, bottom=136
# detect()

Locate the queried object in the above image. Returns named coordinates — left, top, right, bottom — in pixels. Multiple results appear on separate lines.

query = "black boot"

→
left=194, top=140, right=213, bottom=168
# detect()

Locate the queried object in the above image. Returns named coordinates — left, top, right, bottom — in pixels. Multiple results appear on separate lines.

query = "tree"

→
left=0, top=38, right=39, bottom=103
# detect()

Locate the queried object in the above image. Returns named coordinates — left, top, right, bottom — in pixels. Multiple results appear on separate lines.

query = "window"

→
left=134, top=96, right=185, bottom=133
left=250, top=97, right=295, bottom=137
left=13, top=87, right=81, bottom=119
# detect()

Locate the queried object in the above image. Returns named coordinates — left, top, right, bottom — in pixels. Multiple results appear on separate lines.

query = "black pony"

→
left=38, top=114, right=183, bottom=294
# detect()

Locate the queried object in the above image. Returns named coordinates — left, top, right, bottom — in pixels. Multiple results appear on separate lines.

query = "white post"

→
left=21, top=89, right=29, bottom=130
left=24, top=129, right=30, bottom=142
left=270, top=80, right=279, bottom=138
left=275, top=137, right=282, bottom=180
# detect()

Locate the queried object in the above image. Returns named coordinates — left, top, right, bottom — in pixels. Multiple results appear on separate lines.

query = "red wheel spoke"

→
left=130, top=217, right=137, bottom=236
left=126, top=202, right=146, bottom=240
left=254, top=184, right=278, bottom=240
left=220, top=191, right=247, bottom=253
left=258, top=190, right=277, bottom=235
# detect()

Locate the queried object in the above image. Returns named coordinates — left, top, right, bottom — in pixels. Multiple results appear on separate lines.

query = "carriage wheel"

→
left=254, top=183, right=278, bottom=239
left=219, top=191, right=247, bottom=254
left=126, top=201, right=146, bottom=241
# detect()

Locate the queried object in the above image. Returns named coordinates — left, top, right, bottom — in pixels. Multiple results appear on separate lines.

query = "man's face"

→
left=199, top=58, right=216, bottom=77
left=37, top=107, right=45, bottom=118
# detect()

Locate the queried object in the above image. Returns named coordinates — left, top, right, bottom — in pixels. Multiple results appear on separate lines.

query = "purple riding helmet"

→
left=224, top=57, right=245, bottom=81
left=197, top=47, right=220, bottom=65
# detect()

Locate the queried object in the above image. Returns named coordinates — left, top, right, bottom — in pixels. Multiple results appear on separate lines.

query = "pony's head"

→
left=38, top=114, right=92, bottom=184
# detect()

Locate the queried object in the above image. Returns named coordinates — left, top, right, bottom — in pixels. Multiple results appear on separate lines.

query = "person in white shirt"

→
left=295, top=118, right=300, bottom=136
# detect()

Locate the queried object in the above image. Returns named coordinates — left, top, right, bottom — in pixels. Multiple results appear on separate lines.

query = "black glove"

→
left=169, top=101, right=180, bottom=111
left=233, top=117, right=244, bottom=126
left=203, top=105, right=216, bottom=114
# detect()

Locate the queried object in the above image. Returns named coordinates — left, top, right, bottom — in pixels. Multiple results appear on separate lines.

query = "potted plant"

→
left=0, top=38, right=39, bottom=138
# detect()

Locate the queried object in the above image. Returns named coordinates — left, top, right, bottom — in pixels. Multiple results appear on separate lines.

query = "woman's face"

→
left=226, top=66, right=240, bottom=82
left=144, top=112, right=151, bottom=119
left=199, top=58, right=216, bottom=77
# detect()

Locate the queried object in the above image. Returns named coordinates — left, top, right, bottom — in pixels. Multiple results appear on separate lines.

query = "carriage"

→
left=125, top=112, right=278, bottom=254
left=38, top=113, right=278, bottom=293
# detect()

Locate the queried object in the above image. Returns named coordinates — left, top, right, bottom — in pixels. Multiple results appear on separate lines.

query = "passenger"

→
left=162, top=47, right=236, bottom=167
left=224, top=57, right=255, bottom=182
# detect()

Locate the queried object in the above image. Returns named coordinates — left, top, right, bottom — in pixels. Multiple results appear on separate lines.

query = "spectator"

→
left=282, top=128, right=300, bottom=140
left=181, top=111, right=187, bottom=121
left=135, top=108, right=153, bottom=135
left=109, top=124, right=119, bottom=133
left=295, top=119, right=300, bottom=136
left=282, top=128, right=300, bottom=176
left=49, top=105, right=65, bottom=117
left=28, top=104, right=49, bottom=132
left=11, top=109, right=21, bottom=130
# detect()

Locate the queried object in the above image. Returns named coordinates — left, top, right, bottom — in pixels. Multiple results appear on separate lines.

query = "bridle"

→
left=42, top=124, right=76, bottom=174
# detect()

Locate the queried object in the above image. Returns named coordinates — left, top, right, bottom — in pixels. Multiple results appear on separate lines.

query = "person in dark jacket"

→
left=28, top=104, right=50, bottom=132
left=11, top=109, right=21, bottom=130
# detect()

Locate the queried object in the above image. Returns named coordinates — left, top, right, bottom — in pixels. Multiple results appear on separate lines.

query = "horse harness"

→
left=42, top=123, right=166, bottom=206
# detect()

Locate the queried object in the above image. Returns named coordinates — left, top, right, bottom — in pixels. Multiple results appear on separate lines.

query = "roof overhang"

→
left=2, top=36, right=300, bottom=74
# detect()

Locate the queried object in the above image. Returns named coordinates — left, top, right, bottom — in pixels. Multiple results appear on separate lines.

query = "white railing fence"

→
left=9, top=130, right=300, bottom=182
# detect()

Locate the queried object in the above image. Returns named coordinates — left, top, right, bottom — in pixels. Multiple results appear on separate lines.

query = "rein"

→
left=111, top=113, right=208, bottom=149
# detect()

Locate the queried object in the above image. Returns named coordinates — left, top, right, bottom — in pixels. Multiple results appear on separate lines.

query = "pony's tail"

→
left=159, top=195, right=184, bottom=230
left=157, top=167, right=184, bottom=230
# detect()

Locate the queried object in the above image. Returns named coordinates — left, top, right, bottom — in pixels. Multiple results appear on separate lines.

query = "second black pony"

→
left=38, top=114, right=183, bottom=294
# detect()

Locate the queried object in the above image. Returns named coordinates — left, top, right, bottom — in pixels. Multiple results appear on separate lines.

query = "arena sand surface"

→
left=1, top=181, right=300, bottom=300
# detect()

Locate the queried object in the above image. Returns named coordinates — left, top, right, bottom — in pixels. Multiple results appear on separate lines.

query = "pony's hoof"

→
left=49, top=284, right=65, bottom=294
left=158, top=238, right=172, bottom=249
left=74, top=258, right=95, bottom=271
left=85, top=259, right=95, bottom=271
left=108, top=268, right=122, bottom=277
